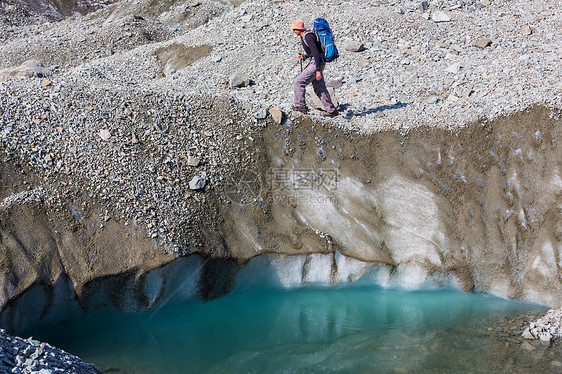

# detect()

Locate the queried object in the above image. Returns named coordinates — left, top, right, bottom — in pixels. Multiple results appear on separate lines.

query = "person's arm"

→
left=299, top=37, right=311, bottom=60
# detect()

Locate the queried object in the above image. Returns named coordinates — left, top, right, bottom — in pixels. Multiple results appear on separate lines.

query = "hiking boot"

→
left=291, top=106, right=308, bottom=114
left=323, top=109, right=339, bottom=117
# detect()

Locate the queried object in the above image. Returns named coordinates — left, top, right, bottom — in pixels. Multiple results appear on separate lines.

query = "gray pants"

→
left=293, top=59, right=337, bottom=112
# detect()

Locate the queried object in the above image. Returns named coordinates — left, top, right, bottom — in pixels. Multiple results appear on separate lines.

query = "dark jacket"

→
left=301, top=32, right=324, bottom=71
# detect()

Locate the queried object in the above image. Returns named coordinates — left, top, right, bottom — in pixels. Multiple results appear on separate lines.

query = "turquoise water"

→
left=23, top=286, right=549, bottom=374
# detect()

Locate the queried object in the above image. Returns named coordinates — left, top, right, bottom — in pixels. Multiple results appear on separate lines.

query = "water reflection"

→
left=23, top=287, right=547, bottom=374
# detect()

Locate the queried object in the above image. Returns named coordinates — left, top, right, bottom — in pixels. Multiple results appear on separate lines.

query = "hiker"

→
left=290, top=20, right=339, bottom=117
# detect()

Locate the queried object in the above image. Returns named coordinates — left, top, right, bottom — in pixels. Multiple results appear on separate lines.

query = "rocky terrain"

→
left=1, top=0, right=560, bottom=129
left=523, top=308, right=562, bottom=345
left=0, top=0, right=561, bottom=370
left=0, top=328, right=99, bottom=373
left=0, top=0, right=113, bottom=24
left=151, top=0, right=562, bottom=132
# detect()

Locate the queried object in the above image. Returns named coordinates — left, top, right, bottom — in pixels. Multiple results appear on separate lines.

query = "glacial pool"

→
left=21, top=286, right=559, bottom=373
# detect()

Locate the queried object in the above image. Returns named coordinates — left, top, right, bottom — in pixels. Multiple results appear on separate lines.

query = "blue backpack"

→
left=313, top=18, right=339, bottom=62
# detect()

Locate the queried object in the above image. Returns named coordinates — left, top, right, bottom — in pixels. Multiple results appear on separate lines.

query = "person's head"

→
left=291, top=20, right=306, bottom=36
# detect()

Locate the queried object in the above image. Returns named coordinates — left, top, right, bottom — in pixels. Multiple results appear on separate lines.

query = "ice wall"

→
left=222, top=107, right=562, bottom=306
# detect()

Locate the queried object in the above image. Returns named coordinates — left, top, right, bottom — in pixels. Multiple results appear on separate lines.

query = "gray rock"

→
left=539, top=332, right=552, bottom=344
left=395, top=7, right=404, bottom=14
left=0, top=60, right=52, bottom=82
left=424, top=95, right=441, bottom=104
left=306, top=86, right=339, bottom=111
left=328, top=79, right=343, bottom=89
left=445, top=63, right=462, bottom=74
left=432, top=11, right=451, bottom=23
left=473, top=38, right=492, bottom=48
left=345, top=41, right=364, bottom=52
left=255, top=108, right=268, bottom=120
left=521, top=25, right=532, bottom=35
left=187, top=156, right=200, bottom=167
left=451, top=44, right=463, bottom=54
left=189, top=175, right=207, bottom=190
left=522, top=328, right=534, bottom=339
left=419, top=1, right=429, bottom=11
left=229, top=73, right=250, bottom=88
left=358, top=59, right=370, bottom=68
left=99, top=129, right=111, bottom=141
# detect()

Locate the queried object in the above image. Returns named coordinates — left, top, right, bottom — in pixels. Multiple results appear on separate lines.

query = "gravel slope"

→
left=1, top=0, right=560, bottom=131
left=0, top=329, right=99, bottom=373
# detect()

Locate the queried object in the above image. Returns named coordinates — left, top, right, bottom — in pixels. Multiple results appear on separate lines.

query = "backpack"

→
left=313, top=18, right=339, bottom=62
left=303, top=18, right=339, bottom=63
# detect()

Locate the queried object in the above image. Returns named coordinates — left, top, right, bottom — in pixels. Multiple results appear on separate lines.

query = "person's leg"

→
left=311, top=70, right=337, bottom=113
left=293, top=62, right=316, bottom=108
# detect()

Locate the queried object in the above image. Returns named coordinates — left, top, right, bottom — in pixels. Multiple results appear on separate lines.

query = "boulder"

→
left=99, top=129, right=112, bottom=141
left=187, top=156, right=200, bottom=167
left=0, top=60, right=51, bottom=82
left=445, top=63, right=462, bottom=74
left=539, top=332, right=552, bottom=344
left=269, top=108, right=283, bottom=124
left=432, top=11, right=451, bottom=23
left=522, top=328, right=534, bottom=339
left=473, top=38, right=492, bottom=48
left=328, top=79, right=343, bottom=89
left=358, top=59, right=370, bottom=68
left=189, top=175, right=207, bottom=190
left=345, top=41, right=364, bottom=52
left=306, top=86, right=339, bottom=112
left=255, top=108, right=268, bottom=120
left=521, top=25, right=533, bottom=35
left=229, top=73, right=250, bottom=88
